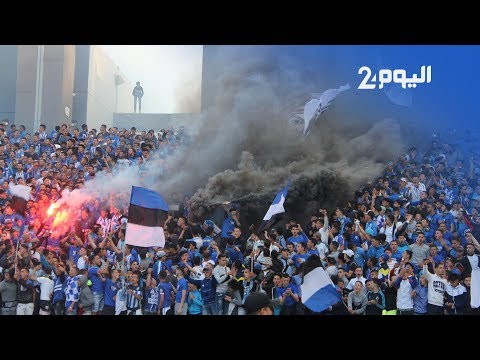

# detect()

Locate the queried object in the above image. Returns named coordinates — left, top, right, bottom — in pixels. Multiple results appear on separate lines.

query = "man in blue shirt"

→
left=59, top=232, right=84, bottom=263
left=157, top=270, right=174, bottom=315
left=52, top=261, right=67, bottom=315
left=103, top=268, right=120, bottom=315
left=174, top=266, right=189, bottom=315
left=330, top=222, right=346, bottom=253
left=334, top=207, right=352, bottom=235
left=343, top=222, right=362, bottom=247
left=225, top=238, right=244, bottom=265
left=151, top=250, right=168, bottom=282
left=426, top=202, right=442, bottom=232
left=439, top=203, right=455, bottom=233
left=221, top=208, right=241, bottom=240
left=276, top=273, right=300, bottom=315
left=366, top=237, right=385, bottom=260
left=287, top=224, right=309, bottom=245
left=49, top=125, right=60, bottom=140
left=365, top=211, right=378, bottom=238
left=144, top=269, right=161, bottom=315
left=388, top=240, right=403, bottom=262
left=292, top=242, right=310, bottom=267
left=184, top=264, right=217, bottom=315
left=78, top=124, right=88, bottom=141
left=87, top=254, right=108, bottom=315
left=350, top=242, right=366, bottom=269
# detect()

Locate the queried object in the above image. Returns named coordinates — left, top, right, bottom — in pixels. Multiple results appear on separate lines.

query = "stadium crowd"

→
left=0, top=122, right=480, bottom=316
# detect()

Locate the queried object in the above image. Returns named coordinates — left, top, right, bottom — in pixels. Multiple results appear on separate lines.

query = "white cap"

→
left=342, top=249, right=354, bottom=258
left=202, top=260, right=215, bottom=269
left=261, top=257, right=273, bottom=266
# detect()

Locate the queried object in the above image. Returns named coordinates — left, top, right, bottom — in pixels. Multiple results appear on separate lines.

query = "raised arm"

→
left=87, top=233, right=97, bottom=250
left=466, top=232, right=480, bottom=253
left=29, top=264, right=43, bottom=281
left=109, top=239, right=122, bottom=255
left=98, top=235, right=108, bottom=249
left=323, top=210, right=329, bottom=230
left=422, top=258, right=434, bottom=280
left=73, top=233, right=84, bottom=247
left=146, top=268, right=153, bottom=288
left=357, top=222, right=371, bottom=241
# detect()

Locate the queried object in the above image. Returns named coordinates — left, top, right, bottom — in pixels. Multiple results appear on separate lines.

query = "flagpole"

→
left=251, top=245, right=254, bottom=274
left=110, top=191, right=114, bottom=214
left=14, top=235, right=21, bottom=276
left=121, top=234, right=127, bottom=273
left=122, top=186, right=134, bottom=274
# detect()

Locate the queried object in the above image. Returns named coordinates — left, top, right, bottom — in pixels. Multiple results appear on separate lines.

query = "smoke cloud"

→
left=52, top=46, right=409, bottom=235
left=174, top=78, right=201, bottom=113
left=160, top=46, right=407, bottom=223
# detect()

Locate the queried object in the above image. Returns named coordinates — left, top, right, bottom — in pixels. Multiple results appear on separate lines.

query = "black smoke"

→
left=161, top=46, right=410, bottom=225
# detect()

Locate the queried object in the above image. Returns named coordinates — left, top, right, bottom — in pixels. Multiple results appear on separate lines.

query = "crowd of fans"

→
left=0, top=122, right=480, bottom=316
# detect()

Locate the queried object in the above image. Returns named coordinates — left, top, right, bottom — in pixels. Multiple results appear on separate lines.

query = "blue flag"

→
left=257, top=183, right=290, bottom=233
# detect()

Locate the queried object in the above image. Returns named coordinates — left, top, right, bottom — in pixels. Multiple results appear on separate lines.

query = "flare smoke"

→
left=49, top=157, right=167, bottom=237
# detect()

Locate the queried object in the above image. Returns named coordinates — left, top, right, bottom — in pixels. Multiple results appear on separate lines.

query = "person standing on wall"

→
left=132, top=82, right=144, bottom=113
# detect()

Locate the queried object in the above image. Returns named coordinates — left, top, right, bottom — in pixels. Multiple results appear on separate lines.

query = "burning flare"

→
left=45, top=202, right=75, bottom=238
left=47, top=203, right=59, bottom=217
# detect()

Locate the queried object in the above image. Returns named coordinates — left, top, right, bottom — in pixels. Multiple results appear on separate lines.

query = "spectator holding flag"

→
left=301, top=255, right=346, bottom=314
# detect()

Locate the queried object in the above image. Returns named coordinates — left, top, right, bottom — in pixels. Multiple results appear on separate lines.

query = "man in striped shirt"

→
left=38, top=124, right=48, bottom=141
left=126, top=270, right=143, bottom=315
left=64, top=266, right=81, bottom=315
left=96, top=210, right=111, bottom=238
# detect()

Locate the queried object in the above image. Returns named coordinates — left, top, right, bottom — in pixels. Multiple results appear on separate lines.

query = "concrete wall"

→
left=85, top=45, right=132, bottom=132
left=200, top=45, right=219, bottom=112
left=14, top=45, right=75, bottom=134
left=0, top=45, right=202, bottom=134
left=62, top=45, right=76, bottom=126
left=40, top=45, right=75, bottom=132
left=113, top=112, right=201, bottom=131
left=14, top=45, right=38, bottom=131
left=0, top=46, right=18, bottom=123
left=72, top=45, right=90, bottom=127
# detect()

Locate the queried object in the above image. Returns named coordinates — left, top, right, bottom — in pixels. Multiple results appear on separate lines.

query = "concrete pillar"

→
left=15, top=45, right=75, bottom=134
left=0, top=45, right=18, bottom=123
left=15, top=45, right=38, bottom=132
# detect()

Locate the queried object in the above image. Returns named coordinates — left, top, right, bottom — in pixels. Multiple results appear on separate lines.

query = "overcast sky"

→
left=100, top=45, right=203, bottom=114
